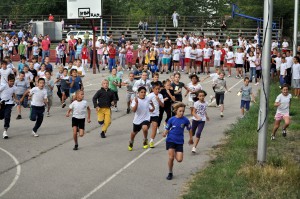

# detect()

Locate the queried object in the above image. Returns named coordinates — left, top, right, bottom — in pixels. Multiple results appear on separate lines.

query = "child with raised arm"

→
left=163, top=102, right=193, bottom=180
left=191, top=90, right=209, bottom=153
left=128, top=86, right=155, bottom=151
left=66, top=90, right=91, bottom=150
left=271, top=84, right=292, bottom=140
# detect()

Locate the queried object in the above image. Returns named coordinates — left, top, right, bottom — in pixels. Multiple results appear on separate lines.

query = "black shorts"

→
left=61, top=88, right=70, bottom=97
left=166, top=142, right=183, bottom=152
left=72, top=117, right=85, bottom=130
left=133, top=120, right=150, bottom=133
left=173, top=60, right=179, bottom=63
left=236, top=64, right=243, bottom=68
left=150, top=116, right=159, bottom=123
left=220, top=60, right=224, bottom=65
left=113, top=91, right=119, bottom=101
left=215, top=92, right=225, bottom=105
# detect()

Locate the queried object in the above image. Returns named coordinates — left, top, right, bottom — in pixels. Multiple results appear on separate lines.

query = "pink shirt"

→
left=41, top=39, right=50, bottom=51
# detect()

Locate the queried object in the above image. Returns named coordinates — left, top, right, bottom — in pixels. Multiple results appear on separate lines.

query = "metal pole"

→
left=100, top=0, right=103, bottom=38
left=90, top=19, right=97, bottom=74
left=293, top=0, right=299, bottom=56
left=257, top=0, right=273, bottom=165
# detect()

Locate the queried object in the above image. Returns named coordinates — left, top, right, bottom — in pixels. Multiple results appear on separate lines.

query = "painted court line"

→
left=81, top=137, right=166, bottom=199
left=0, top=147, right=21, bottom=198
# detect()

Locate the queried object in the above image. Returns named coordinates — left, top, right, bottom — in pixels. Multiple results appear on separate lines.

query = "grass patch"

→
left=182, top=83, right=300, bottom=199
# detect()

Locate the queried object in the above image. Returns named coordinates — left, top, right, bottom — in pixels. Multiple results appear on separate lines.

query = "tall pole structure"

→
left=293, top=0, right=299, bottom=56
left=257, top=0, right=273, bottom=165
left=100, top=0, right=103, bottom=38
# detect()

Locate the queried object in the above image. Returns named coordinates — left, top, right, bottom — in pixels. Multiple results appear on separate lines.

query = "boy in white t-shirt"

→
left=271, top=84, right=291, bottom=140
left=148, top=82, right=164, bottom=148
left=128, top=87, right=155, bottom=151
left=66, top=90, right=91, bottom=150
left=213, top=45, right=222, bottom=71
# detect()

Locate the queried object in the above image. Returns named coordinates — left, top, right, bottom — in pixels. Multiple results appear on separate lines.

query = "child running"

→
left=271, top=84, right=292, bottom=140
left=191, top=90, right=209, bottom=153
left=108, top=68, right=121, bottom=112
left=15, top=72, right=30, bottom=119
left=28, top=78, right=48, bottom=137
left=122, top=72, right=136, bottom=114
left=147, top=82, right=164, bottom=148
left=44, top=71, right=54, bottom=117
left=92, top=79, right=116, bottom=138
left=1, top=74, right=17, bottom=139
left=214, top=71, right=230, bottom=117
left=239, top=77, right=256, bottom=118
left=66, top=90, right=91, bottom=150
left=128, top=87, right=155, bottom=151
left=162, top=102, right=193, bottom=180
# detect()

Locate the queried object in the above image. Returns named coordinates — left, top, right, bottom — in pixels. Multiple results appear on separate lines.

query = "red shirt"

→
left=221, top=49, right=226, bottom=61
left=68, top=39, right=76, bottom=51
left=109, top=48, right=116, bottom=59
left=199, top=41, right=206, bottom=49
left=41, top=39, right=50, bottom=51
left=81, top=47, right=88, bottom=59
left=49, top=15, right=54, bottom=21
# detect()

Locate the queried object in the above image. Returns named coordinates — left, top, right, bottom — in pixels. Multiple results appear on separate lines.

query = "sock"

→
left=169, top=170, right=173, bottom=174
left=150, top=138, right=153, bottom=142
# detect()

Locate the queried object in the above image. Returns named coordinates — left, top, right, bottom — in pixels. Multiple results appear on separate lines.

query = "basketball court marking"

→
left=0, top=147, right=21, bottom=198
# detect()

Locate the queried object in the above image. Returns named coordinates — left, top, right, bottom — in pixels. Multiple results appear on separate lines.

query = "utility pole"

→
left=100, top=0, right=103, bottom=38
left=257, top=0, right=273, bottom=165
left=293, top=0, right=299, bottom=56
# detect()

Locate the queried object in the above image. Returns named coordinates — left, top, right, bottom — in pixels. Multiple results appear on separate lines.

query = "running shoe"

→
left=255, top=82, right=259, bottom=86
left=32, top=131, right=39, bottom=137
left=128, top=142, right=133, bottom=151
left=192, top=147, right=196, bottom=153
left=282, top=129, right=287, bottom=137
left=16, top=115, right=22, bottom=120
left=126, top=108, right=130, bottom=114
left=220, top=112, right=224, bottom=118
left=149, top=141, right=155, bottom=148
left=228, top=75, right=231, bottom=77
left=62, top=103, right=66, bottom=108
left=46, top=112, right=50, bottom=117
left=100, top=131, right=106, bottom=138
left=143, top=139, right=148, bottom=149
left=271, top=135, right=275, bottom=140
left=166, top=173, right=173, bottom=180
left=3, top=131, right=8, bottom=139
left=73, top=144, right=78, bottom=150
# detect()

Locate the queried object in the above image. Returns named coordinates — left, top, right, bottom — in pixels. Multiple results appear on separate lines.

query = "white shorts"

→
left=292, top=79, right=300, bottom=88
left=214, top=60, right=220, bottom=67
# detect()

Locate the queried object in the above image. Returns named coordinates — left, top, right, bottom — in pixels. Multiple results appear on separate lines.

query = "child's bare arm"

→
left=66, top=108, right=72, bottom=117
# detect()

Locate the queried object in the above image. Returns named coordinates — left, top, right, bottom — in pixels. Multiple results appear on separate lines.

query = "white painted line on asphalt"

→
left=0, top=147, right=21, bottom=198
left=81, top=137, right=166, bottom=199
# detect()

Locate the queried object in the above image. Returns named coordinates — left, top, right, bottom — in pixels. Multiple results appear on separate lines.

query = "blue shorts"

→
left=240, top=100, right=250, bottom=110
left=16, top=94, right=28, bottom=108
left=162, top=58, right=170, bottom=65
left=166, top=142, right=183, bottom=152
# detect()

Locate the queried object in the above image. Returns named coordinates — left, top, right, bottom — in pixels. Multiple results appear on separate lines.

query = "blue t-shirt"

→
left=18, top=63, right=25, bottom=72
left=165, top=116, right=191, bottom=144
left=69, top=76, right=81, bottom=93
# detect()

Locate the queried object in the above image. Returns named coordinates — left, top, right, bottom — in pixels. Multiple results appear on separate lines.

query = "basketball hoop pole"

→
left=90, top=19, right=97, bottom=74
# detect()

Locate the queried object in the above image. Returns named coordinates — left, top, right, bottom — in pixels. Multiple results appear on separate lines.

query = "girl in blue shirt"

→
left=163, top=102, right=193, bottom=180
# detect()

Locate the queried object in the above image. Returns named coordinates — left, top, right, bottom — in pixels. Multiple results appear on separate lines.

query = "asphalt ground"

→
left=0, top=64, right=259, bottom=199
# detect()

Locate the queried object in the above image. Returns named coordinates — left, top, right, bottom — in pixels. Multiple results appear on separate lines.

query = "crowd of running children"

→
left=0, top=30, right=299, bottom=180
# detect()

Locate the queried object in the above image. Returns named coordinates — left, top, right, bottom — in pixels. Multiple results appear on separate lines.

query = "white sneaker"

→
left=3, top=130, right=8, bottom=139
left=192, top=147, right=196, bottom=153
left=220, top=112, right=224, bottom=117
left=157, top=128, right=160, bottom=134
left=271, top=135, right=275, bottom=140
left=46, top=112, right=50, bottom=117
left=255, top=82, right=259, bottom=86
left=32, top=131, right=39, bottom=137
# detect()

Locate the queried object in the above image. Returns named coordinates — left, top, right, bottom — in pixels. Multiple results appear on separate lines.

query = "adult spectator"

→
left=17, top=30, right=24, bottom=45
left=172, top=11, right=180, bottom=28
left=118, top=34, right=126, bottom=47
left=3, top=19, right=8, bottom=29
left=107, top=34, right=113, bottom=45
left=282, top=39, right=289, bottom=53
left=49, top=14, right=54, bottom=21
left=61, top=19, right=64, bottom=30
left=68, top=34, right=76, bottom=62
left=138, top=21, right=143, bottom=31
left=83, top=31, right=90, bottom=45
left=41, top=36, right=50, bottom=63
left=0, top=20, right=2, bottom=29
left=220, top=20, right=226, bottom=30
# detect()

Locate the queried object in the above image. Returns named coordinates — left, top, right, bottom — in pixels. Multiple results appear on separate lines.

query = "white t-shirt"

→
left=203, top=48, right=210, bottom=59
left=30, top=87, right=47, bottom=107
left=69, top=100, right=88, bottom=119
left=131, top=96, right=151, bottom=125
left=38, top=71, right=46, bottom=79
left=275, top=93, right=291, bottom=115
left=196, top=49, right=203, bottom=61
left=226, top=39, right=233, bottom=47
left=280, top=63, right=287, bottom=76
left=235, top=52, right=245, bottom=64
left=176, top=37, right=183, bottom=46
left=163, top=47, right=172, bottom=59
left=248, top=56, right=256, bottom=68
left=214, top=50, right=221, bottom=61
left=0, top=84, right=17, bottom=104
left=72, top=65, right=86, bottom=76
left=274, top=57, right=282, bottom=70
left=192, top=101, right=208, bottom=121
left=0, top=68, right=14, bottom=85
left=210, top=73, right=219, bottom=83
left=25, top=71, right=34, bottom=82
left=34, top=63, right=40, bottom=71
left=184, top=46, right=192, bottom=58
left=282, top=42, right=289, bottom=49
left=285, top=56, right=293, bottom=69
left=226, top=52, right=234, bottom=63
left=132, top=79, right=152, bottom=94
left=172, top=49, right=180, bottom=61
left=187, top=82, right=202, bottom=102
left=147, top=92, right=164, bottom=117
left=292, top=63, right=300, bottom=79
left=190, top=49, right=197, bottom=59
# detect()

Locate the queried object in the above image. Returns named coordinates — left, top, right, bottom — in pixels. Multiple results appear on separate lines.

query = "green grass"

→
left=182, top=83, right=300, bottom=199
